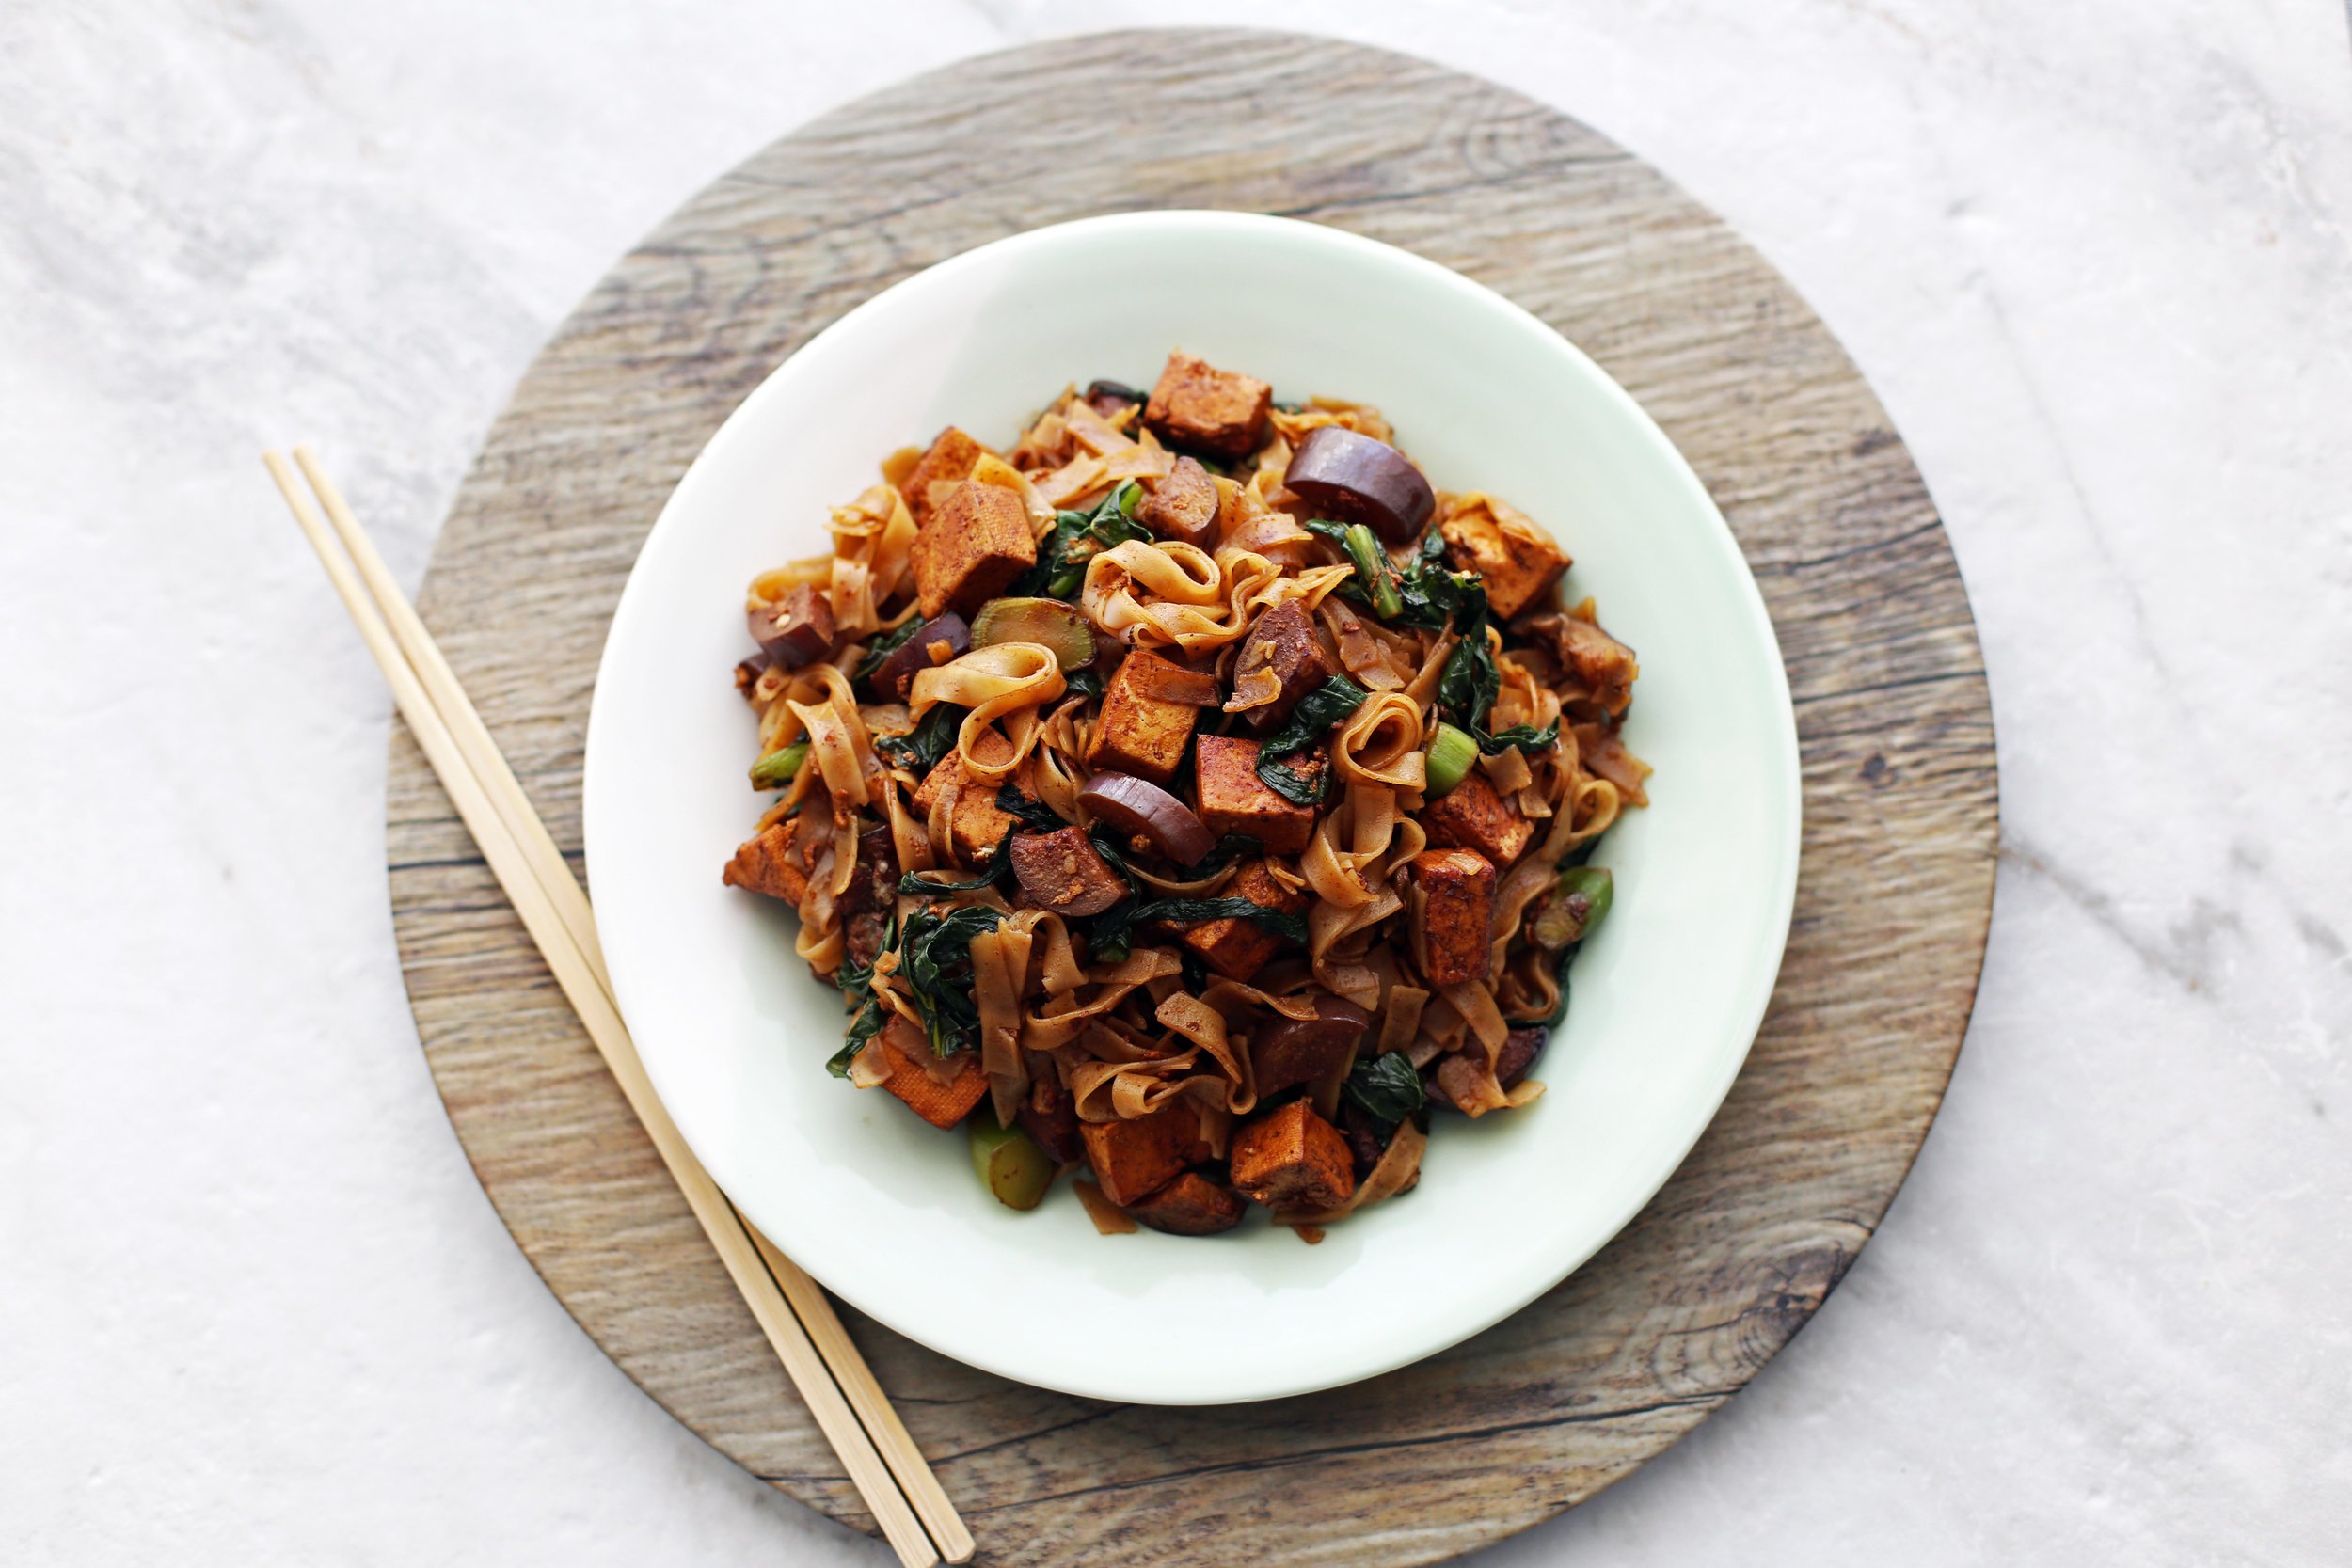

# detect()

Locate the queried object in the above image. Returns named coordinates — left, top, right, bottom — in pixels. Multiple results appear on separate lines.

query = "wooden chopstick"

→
left=265, top=451, right=974, bottom=1567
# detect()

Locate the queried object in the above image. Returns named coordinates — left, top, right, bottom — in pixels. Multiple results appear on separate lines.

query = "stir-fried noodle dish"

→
left=723, top=351, right=1646, bottom=1237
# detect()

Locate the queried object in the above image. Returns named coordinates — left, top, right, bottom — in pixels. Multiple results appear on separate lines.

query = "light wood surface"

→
left=383, top=30, right=1997, bottom=1567
left=268, top=452, right=963, bottom=1568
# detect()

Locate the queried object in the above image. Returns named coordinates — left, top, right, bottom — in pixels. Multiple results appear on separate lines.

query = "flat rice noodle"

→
left=910, top=642, right=1065, bottom=785
left=1332, top=691, right=1428, bottom=790
left=1440, top=979, right=1511, bottom=1064
left=1377, top=985, right=1429, bottom=1054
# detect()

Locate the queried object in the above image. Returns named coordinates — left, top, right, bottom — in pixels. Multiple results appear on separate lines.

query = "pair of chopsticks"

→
left=265, top=447, right=973, bottom=1568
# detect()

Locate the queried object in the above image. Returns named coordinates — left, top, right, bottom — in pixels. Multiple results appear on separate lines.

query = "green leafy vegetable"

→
left=896, top=905, right=1003, bottom=1057
left=1190, top=832, right=1264, bottom=874
left=825, top=913, right=897, bottom=1076
left=1475, top=721, right=1561, bottom=756
left=1013, top=482, right=1148, bottom=599
left=1063, top=666, right=1105, bottom=701
left=875, top=703, right=964, bottom=772
left=993, top=783, right=1066, bottom=832
left=1080, top=892, right=1309, bottom=965
left=1253, top=674, right=1370, bottom=805
left=1343, top=1052, right=1425, bottom=1127
left=749, top=740, right=808, bottom=790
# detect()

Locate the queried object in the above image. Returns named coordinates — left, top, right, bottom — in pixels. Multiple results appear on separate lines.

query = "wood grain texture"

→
left=385, top=30, right=1996, bottom=1567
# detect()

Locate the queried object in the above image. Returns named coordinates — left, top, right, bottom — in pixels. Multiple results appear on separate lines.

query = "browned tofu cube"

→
left=1421, top=770, right=1534, bottom=867
left=1081, top=648, right=1199, bottom=784
left=1440, top=495, right=1569, bottom=620
left=1549, top=612, right=1639, bottom=715
left=722, top=817, right=810, bottom=904
left=1410, top=848, right=1497, bottom=986
left=911, top=734, right=1021, bottom=863
left=1079, top=1101, right=1210, bottom=1207
left=1232, top=601, right=1335, bottom=731
left=1193, top=735, right=1317, bottom=855
left=910, top=480, right=1036, bottom=620
left=1228, top=1100, right=1356, bottom=1212
left=1161, top=858, right=1308, bottom=983
left=898, top=425, right=991, bottom=523
left=1124, top=1172, right=1245, bottom=1235
left=1009, top=826, right=1127, bottom=917
left=877, top=1037, right=989, bottom=1129
left=1143, top=350, right=1273, bottom=460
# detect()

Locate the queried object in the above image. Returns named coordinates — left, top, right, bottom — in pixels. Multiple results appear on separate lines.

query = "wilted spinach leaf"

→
left=1253, top=674, right=1369, bottom=805
left=1343, top=1052, right=1425, bottom=1127
left=875, top=703, right=964, bottom=772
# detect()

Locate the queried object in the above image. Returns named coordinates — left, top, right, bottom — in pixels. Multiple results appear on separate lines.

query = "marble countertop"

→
left=5, top=2, right=2347, bottom=1563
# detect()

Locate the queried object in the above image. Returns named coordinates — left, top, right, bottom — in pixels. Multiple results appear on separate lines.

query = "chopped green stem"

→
left=1424, top=723, right=1478, bottom=797
left=749, top=740, right=808, bottom=790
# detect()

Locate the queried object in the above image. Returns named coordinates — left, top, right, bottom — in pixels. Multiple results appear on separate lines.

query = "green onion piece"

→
left=1342, top=522, right=1404, bottom=620
left=1423, top=723, right=1478, bottom=797
left=1559, top=864, right=1613, bottom=938
left=750, top=740, right=808, bottom=790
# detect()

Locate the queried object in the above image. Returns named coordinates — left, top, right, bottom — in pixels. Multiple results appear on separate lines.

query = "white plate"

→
left=584, top=211, right=1800, bottom=1405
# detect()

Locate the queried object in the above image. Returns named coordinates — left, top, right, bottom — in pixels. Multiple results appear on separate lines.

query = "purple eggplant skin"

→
left=1282, top=426, right=1437, bottom=545
left=869, top=613, right=971, bottom=702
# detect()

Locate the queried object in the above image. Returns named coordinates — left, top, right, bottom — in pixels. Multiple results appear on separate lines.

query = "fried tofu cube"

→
left=1079, top=1101, right=1210, bottom=1207
left=898, top=425, right=992, bottom=523
left=910, top=480, right=1037, bottom=619
left=1143, top=350, right=1274, bottom=460
left=722, top=816, right=810, bottom=904
left=1228, top=1100, right=1356, bottom=1212
left=1410, top=848, right=1497, bottom=986
left=877, top=1036, right=989, bottom=1129
left=1193, top=735, right=1318, bottom=855
left=1232, top=601, right=1335, bottom=731
left=1439, top=494, right=1569, bottom=620
left=1162, top=858, right=1308, bottom=983
left=911, top=732, right=1021, bottom=863
left=1082, top=649, right=1199, bottom=784
left=1124, top=1172, right=1246, bottom=1235
left=1421, top=770, right=1534, bottom=867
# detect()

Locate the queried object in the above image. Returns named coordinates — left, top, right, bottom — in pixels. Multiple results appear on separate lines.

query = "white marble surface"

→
left=5, top=1, right=2348, bottom=1562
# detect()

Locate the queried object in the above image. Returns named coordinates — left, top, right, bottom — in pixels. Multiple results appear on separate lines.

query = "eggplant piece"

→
left=868, top=613, right=970, bottom=702
left=1078, top=771, right=1216, bottom=866
left=971, top=596, right=1097, bottom=672
left=1009, top=826, right=1128, bottom=917
left=747, top=585, right=835, bottom=670
left=1084, top=378, right=1146, bottom=420
left=1250, top=996, right=1373, bottom=1098
left=1136, top=455, right=1220, bottom=549
left=1283, top=426, right=1437, bottom=545
left=1497, top=1025, right=1546, bottom=1087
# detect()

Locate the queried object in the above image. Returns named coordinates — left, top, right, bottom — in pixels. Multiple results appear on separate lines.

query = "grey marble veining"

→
left=3, top=2, right=2347, bottom=1563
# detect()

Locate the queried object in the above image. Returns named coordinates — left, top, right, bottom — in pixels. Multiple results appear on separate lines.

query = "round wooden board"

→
left=387, top=29, right=1995, bottom=1567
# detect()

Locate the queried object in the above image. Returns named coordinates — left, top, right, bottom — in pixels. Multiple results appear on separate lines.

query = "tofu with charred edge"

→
left=876, top=1034, right=989, bottom=1129
left=911, top=730, right=1021, bottom=864
left=1124, top=1173, right=1245, bottom=1235
left=721, top=816, right=811, bottom=905
left=1193, top=735, right=1320, bottom=855
left=1421, top=770, right=1534, bottom=868
left=898, top=425, right=991, bottom=523
left=1142, top=351, right=1274, bottom=460
left=1228, top=1100, right=1356, bottom=1212
left=910, top=480, right=1036, bottom=619
left=1439, top=496, right=1568, bottom=620
left=1081, top=648, right=1199, bottom=785
left=1080, top=1101, right=1213, bottom=1207
left=1411, top=848, right=1497, bottom=986
left=1160, top=858, right=1310, bottom=983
